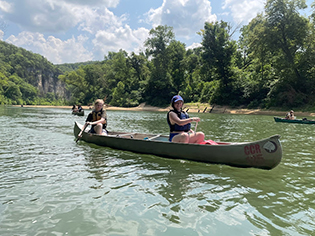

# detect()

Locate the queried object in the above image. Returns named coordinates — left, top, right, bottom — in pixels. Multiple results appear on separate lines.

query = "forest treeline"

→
left=1, top=0, right=315, bottom=110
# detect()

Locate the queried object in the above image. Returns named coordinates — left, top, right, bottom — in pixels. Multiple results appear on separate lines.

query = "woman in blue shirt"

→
left=167, top=95, right=204, bottom=143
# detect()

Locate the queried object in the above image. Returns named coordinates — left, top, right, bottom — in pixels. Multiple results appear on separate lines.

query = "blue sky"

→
left=0, top=0, right=313, bottom=64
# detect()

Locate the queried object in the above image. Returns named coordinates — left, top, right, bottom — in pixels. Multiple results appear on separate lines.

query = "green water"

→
left=0, top=106, right=314, bottom=235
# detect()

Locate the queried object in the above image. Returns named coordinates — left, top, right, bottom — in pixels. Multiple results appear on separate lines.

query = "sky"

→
left=0, top=0, right=313, bottom=64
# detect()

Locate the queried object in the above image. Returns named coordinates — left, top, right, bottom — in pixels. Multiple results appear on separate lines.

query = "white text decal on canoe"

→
left=244, top=144, right=264, bottom=163
left=262, top=141, right=277, bottom=153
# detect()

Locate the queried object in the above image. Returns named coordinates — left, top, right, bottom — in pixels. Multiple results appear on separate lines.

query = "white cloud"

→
left=0, top=0, right=121, bottom=33
left=0, top=0, right=267, bottom=64
left=77, top=7, right=126, bottom=34
left=92, top=25, right=149, bottom=60
left=223, top=0, right=265, bottom=24
left=0, top=0, right=150, bottom=63
left=6, top=32, right=93, bottom=64
left=0, top=0, right=78, bottom=33
left=186, top=42, right=201, bottom=50
left=0, top=0, right=12, bottom=13
left=146, top=0, right=216, bottom=38
left=3, top=22, right=149, bottom=63
left=0, top=29, right=3, bottom=40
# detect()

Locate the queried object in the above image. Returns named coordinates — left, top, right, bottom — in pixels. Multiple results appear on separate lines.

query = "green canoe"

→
left=74, top=122, right=282, bottom=170
left=72, top=110, right=84, bottom=116
left=274, top=117, right=315, bottom=124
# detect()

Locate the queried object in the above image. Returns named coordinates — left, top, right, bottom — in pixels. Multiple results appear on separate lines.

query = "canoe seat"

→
left=200, top=139, right=218, bottom=145
left=115, top=133, right=135, bottom=138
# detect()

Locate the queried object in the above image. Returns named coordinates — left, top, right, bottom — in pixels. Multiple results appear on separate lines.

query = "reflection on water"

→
left=0, top=106, right=315, bottom=235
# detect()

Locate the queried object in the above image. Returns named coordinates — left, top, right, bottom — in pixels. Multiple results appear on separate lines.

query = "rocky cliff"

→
left=36, top=70, right=69, bottom=99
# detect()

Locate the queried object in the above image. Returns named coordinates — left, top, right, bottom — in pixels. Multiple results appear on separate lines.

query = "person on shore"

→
left=285, top=110, right=295, bottom=120
left=79, top=99, right=107, bottom=137
left=167, top=95, right=204, bottom=143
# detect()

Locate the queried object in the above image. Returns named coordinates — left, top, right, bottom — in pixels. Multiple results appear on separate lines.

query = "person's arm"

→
left=88, top=118, right=105, bottom=125
left=85, top=113, right=92, bottom=124
left=77, top=122, right=89, bottom=139
left=169, top=112, right=200, bottom=126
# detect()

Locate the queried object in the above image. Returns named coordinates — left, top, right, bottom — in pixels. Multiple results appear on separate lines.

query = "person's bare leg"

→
left=94, top=123, right=103, bottom=135
left=188, top=132, right=205, bottom=143
left=172, top=133, right=189, bottom=143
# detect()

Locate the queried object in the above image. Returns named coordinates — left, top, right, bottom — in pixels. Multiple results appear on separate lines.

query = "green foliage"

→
left=168, top=40, right=186, bottom=92
left=4, top=82, right=22, bottom=101
left=0, top=40, right=65, bottom=105
left=199, top=21, right=239, bottom=104
left=2, top=0, right=315, bottom=109
left=110, top=81, right=126, bottom=106
left=264, top=0, right=308, bottom=90
left=56, top=61, right=97, bottom=73
left=199, top=80, right=219, bottom=103
left=144, top=25, right=177, bottom=106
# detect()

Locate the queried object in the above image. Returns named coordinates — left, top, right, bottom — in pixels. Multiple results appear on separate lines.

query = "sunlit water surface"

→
left=0, top=106, right=315, bottom=236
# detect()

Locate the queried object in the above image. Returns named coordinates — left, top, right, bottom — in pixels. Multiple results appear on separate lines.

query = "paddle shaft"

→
left=194, top=121, right=198, bottom=133
left=76, top=123, right=89, bottom=143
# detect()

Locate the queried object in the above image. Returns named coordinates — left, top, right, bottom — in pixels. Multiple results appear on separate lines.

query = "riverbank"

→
left=14, top=103, right=315, bottom=117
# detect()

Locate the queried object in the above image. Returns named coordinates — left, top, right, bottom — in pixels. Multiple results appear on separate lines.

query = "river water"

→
left=0, top=106, right=314, bottom=236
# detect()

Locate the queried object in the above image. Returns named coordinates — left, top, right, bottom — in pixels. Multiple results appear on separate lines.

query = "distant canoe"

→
left=274, top=117, right=315, bottom=124
left=74, top=122, right=282, bottom=170
left=72, top=110, right=84, bottom=116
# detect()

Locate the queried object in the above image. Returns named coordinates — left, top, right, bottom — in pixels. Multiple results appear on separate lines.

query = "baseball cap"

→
left=172, top=95, right=184, bottom=103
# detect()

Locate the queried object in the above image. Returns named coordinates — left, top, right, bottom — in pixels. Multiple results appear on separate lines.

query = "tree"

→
left=104, top=50, right=142, bottom=106
left=4, top=82, right=22, bottom=103
left=238, top=16, right=277, bottom=107
left=144, top=25, right=175, bottom=105
left=110, top=81, right=126, bottom=106
left=181, top=48, right=202, bottom=102
left=127, top=52, right=150, bottom=105
left=238, top=0, right=312, bottom=107
left=264, top=0, right=309, bottom=106
left=168, top=41, right=186, bottom=93
left=199, top=21, right=238, bottom=104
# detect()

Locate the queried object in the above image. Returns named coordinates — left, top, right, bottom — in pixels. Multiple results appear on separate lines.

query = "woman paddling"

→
left=167, top=95, right=205, bottom=143
left=86, top=99, right=107, bottom=135
left=78, top=99, right=107, bottom=140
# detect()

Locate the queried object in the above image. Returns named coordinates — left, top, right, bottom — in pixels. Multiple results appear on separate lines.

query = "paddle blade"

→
left=75, top=135, right=82, bottom=143
left=76, top=123, right=88, bottom=143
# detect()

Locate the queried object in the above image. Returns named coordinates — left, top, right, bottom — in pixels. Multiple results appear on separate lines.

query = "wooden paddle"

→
left=194, top=121, right=198, bottom=133
left=76, top=123, right=89, bottom=143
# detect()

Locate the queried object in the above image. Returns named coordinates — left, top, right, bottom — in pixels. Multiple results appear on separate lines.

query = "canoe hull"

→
left=74, top=122, right=282, bottom=170
left=72, top=110, right=84, bottom=116
left=274, top=117, right=315, bottom=124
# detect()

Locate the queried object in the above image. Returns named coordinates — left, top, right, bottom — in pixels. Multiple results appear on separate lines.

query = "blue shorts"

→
left=169, top=133, right=179, bottom=141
